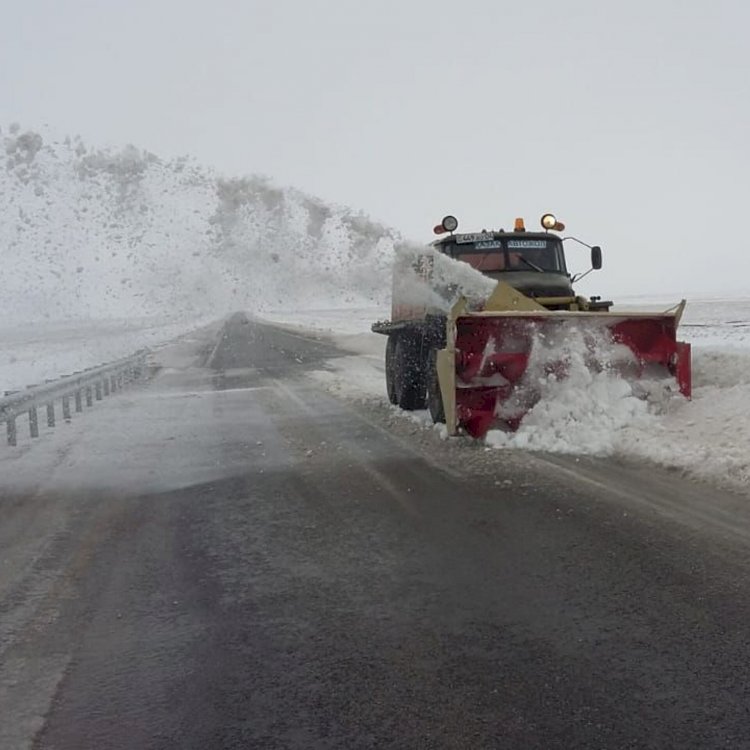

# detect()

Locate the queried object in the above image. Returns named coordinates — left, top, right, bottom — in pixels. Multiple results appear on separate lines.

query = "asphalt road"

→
left=3, top=314, right=750, bottom=749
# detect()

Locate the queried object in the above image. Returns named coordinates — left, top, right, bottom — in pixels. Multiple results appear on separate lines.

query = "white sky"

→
left=1, top=0, right=749, bottom=296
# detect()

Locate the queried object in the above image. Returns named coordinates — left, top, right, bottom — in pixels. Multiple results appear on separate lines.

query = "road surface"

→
left=2, top=314, right=750, bottom=749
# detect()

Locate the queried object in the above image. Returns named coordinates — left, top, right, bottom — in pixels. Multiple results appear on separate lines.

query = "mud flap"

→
left=675, top=341, right=692, bottom=399
left=437, top=349, right=457, bottom=435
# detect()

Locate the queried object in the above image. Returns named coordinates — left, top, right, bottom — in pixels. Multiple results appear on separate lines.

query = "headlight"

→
left=441, top=215, right=458, bottom=232
left=541, top=213, right=557, bottom=230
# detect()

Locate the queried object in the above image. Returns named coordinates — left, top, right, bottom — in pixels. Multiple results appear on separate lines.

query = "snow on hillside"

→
left=0, top=125, right=399, bottom=390
left=0, top=125, right=400, bottom=322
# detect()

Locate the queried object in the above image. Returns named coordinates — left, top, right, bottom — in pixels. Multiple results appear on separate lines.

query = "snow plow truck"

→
left=371, top=214, right=691, bottom=438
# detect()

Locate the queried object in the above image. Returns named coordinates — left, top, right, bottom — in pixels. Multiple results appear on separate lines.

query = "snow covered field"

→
left=0, top=317, right=213, bottom=394
left=261, top=297, right=750, bottom=495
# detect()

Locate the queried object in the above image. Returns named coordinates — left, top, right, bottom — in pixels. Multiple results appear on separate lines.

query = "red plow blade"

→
left=452, top=313, right=691, bottom=438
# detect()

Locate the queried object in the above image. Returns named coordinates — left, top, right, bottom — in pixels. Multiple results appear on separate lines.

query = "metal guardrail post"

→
left=3, top=390, right=18, bottom=447
left=1, top=348, right=149, bottom=446
left=29, top=407, right=39, bottom=438
left=62, top=396, right=71, bottom=421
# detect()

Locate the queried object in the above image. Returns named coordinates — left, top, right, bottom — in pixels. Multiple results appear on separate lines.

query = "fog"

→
left=1, top=0, right=749, bottom=300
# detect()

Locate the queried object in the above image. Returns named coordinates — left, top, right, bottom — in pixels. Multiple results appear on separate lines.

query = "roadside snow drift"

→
left=486, top=321, right=673, bottom=453
left=483, top=301, right=750, bottom=491
left=275, top=301, right=750, bottom=495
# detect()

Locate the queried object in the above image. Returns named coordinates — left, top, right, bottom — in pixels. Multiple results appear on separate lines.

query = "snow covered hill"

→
left=0, top=124, right=402, bottom=391
left=0, top=125, right=396, bottom=326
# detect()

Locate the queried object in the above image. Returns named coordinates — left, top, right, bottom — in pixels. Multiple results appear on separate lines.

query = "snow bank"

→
left=486, top=324, right=669, bottom=454
left=281, top=304, right=750, bottom=495
left=486, top=340, right=750, bottom=493
left=619, top=346, right=750, bottom=490
left=471, top=300, right=750, bottom=492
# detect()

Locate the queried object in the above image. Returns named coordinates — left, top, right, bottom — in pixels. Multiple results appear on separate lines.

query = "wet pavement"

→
left=2, top=315, right=750, bottom=748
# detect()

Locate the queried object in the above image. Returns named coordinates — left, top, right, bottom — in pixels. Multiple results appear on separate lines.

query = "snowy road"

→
left=3, top=315, right=750, bottom=748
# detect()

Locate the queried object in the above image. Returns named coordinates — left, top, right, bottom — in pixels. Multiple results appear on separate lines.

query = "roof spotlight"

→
left=441, top=215, right=458, bottom=233
left=541, top=213, right=557, bottom=230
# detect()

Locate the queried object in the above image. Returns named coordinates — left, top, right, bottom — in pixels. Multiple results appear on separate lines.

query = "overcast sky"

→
left=1, top=0, right=748, bottom=296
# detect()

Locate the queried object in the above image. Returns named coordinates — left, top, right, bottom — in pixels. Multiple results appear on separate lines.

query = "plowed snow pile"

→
left=621, top=347, right=750, bottom=490
left=283, top=299, right=750, bottom=494
left=486, top=323, right=672, bottom=454
left=485, top=325, right=750, bottom=492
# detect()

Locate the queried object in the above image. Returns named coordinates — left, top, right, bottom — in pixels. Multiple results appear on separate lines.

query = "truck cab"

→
left=432, top=230, right=575, bottom=305
left=430, top=214, right=607, bottom=311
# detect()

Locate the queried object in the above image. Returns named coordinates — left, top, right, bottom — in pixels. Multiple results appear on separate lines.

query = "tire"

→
left=394, top=334, right=427, bottom=410
left=426, top=348, right=445, bottom=423
left=385, top=336, right=398, bottom=405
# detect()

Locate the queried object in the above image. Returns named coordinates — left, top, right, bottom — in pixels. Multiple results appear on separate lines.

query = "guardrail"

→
left=0, top=349, right=150, bottom=446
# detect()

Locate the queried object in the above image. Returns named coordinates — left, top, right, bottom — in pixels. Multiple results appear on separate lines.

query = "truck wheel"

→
left=385, top=336, right=398, bottom=405
left=394, top=335, right=426, bottom=410
left=427, top=348, right=445, bottom=423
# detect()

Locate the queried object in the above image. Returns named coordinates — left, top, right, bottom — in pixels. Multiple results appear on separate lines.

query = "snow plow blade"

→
left=439, top=288, right=691, bottom=438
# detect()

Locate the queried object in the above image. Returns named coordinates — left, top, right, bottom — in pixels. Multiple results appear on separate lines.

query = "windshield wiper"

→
left=517, top=256, right=545, bottom=273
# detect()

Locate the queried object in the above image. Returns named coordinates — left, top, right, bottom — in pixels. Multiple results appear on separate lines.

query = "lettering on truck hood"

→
left=455, top=233, right=494, bottom=244
left=507, top=240, right=547, bottom=249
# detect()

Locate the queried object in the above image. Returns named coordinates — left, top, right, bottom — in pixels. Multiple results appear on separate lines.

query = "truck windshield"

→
left=449, top=238, right=566, bottom=274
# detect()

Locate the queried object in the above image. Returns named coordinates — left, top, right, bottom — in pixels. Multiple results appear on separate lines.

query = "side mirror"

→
left=591, top=246, right=602, bottom=270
